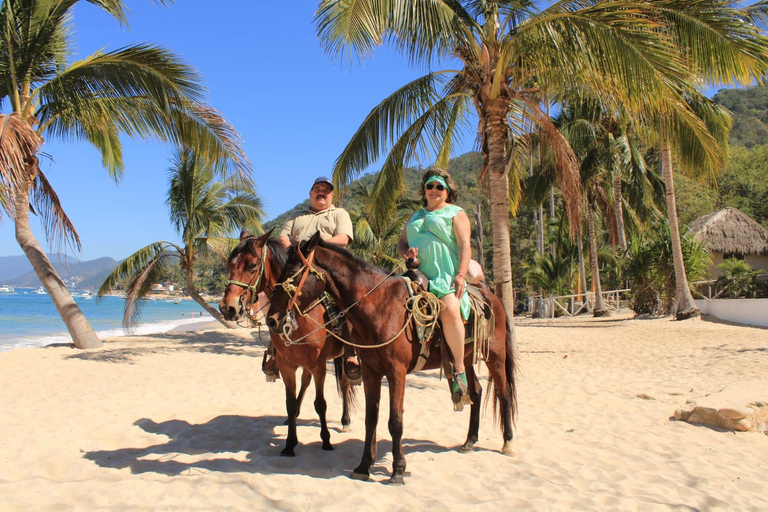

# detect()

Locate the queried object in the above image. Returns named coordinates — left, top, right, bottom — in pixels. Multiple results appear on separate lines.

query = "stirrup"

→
left=263, top=356, right=280, bottom=383
left=344, top=359, right=362, bottom=386
left=450, top=372, right=472, bottom=411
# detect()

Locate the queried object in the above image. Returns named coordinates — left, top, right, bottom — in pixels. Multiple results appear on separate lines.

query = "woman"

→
left=397, top=168, right=472, bottom=407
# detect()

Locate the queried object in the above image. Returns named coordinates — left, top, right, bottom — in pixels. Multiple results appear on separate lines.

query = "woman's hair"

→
left=419, top=168, right=459, bottom=207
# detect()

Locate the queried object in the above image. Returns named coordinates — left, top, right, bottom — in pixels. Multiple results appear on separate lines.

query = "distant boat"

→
left=0, top=285, right=15, bottom=293
left=77, top=291, right=94, bottom=300
left=33, top=287, right=47, bottom=295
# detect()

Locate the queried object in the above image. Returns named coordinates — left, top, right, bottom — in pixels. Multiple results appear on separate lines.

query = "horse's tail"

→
left=490, top=310, right=518, bottom=426
left=333, top=356, right=359, bottom=412
left=503, top=313, right=518, bottom=425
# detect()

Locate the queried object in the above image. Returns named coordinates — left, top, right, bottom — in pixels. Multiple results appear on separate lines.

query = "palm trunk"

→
left=184, top=267, right=239, bottom=328
left=586, top=199, right=608, bottom=316
left=485, top=110, right=516, bottom=322
left=474, top=203, right=485, bottom=272
left=660, top=139, right=699, bottom=319
left=14, top=181, right=102, bottom=348
left=613, top=170, right=627, bottom=251
left=577, top=234, right=588, bottom=302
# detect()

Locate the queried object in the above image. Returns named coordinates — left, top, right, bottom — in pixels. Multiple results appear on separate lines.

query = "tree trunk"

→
left=484, top=110, right=516, bottom=322
left=14, top=181, right=102, bottom=348
left=184, top=267, right=239, bottom=328
left=586, top=199, right=608, bottom=316
left=474, top=203, right=485, bottom=271
left=660, top=139, right=700, bottom=319
left=577, top=233, right=588, bottom=303
left=537, top=203, right=545, bottom=253
left=613, top=170, right=627, bottom=251
left=549, top=187, right=556, bottom=258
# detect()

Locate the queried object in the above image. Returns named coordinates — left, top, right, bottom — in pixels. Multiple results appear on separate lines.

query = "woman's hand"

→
left=453, top=273, right=465, bottom=298
left=403, top=246, right=419, bottom=260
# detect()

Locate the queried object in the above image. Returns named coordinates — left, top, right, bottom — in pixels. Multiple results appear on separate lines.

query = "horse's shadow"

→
left=84, top=415, right=449, bottom=478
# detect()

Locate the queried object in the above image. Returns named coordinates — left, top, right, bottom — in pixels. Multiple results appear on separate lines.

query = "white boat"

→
left=33, top=287, right=47, bottom=295
left=76, top=291, right=94, bottom=299
left=0, top=285, right=15, bottom=293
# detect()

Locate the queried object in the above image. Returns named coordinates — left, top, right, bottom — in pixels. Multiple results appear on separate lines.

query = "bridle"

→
left=226, top=241, right=270, bottom=327
left=274, top=244, right=427, bottom=349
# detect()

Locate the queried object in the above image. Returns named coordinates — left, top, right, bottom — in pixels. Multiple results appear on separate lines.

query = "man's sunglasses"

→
left=425, top=183, right=446, bottom=191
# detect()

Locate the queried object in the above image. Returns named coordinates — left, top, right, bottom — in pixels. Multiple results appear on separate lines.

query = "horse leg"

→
left=351, top=373, right=381, bottom=481
left=295, top=368, right=312, bottom=419
left=280, top=364, right=301, bottom=457
left=460, top=365, right=482, bottom=453
left=334, top=357, right=353, bottom=432
left=311, top=363, right=334, bottom=451
left=386, top=369, right=407, bottom=485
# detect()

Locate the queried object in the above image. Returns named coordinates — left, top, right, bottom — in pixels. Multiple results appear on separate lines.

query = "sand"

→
left=0, top=311, right=766, bottom=511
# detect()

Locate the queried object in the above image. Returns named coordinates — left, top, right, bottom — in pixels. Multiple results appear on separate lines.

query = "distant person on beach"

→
left=263, top=176, right=360, bottom=382
left=398, top=168, right=471, bottom=407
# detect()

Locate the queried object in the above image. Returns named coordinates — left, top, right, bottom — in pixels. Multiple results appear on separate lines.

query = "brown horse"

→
left=219, top=229, right=356, bottom=456
left=266, top=233, right=517, bottom=484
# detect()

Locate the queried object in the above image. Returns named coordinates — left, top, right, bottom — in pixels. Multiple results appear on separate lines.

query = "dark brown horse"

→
left=219, top=230, right=356, bottom=456
left=266, top=233, right=517, bottom=484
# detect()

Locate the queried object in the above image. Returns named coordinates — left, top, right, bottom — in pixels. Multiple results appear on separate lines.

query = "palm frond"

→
left=97, top=241, right=181, bottom=328
left=0, top=113, right=42, bottom=188
left=31, top=168, right=81, bottom=252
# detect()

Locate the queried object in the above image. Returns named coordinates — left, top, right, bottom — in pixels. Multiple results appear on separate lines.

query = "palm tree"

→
left=315, top=0, right=701, bottom=318
left=0, top=0, right=249, bottom=348
left=98, top=148, right=263, bottom=328
left=645, top=2, right=768, bottom=318
left=347, top=182, right=419, bottom=269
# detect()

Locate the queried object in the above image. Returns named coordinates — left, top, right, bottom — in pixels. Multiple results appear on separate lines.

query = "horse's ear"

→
left=306, top=230, right=322, bottom=252
left=255, top=227, right=275, bottom=247
left=240, top=229, right=252, bottom=241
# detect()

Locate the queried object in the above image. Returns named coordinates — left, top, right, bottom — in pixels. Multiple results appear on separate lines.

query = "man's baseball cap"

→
left=312, top=176, right=334, bottom=190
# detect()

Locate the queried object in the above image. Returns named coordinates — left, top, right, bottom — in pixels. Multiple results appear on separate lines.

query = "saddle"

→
left=402, top=270, right=495, bottom=373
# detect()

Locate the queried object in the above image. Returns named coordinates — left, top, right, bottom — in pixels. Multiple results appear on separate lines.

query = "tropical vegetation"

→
left=0, top=0, right=250, bottom=348
left=313, top=0, right=768, bottom=322
left=98, top=148, right=263, bottom=328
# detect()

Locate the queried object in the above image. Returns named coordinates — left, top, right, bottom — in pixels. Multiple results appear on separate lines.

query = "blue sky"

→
left=0, top=0, right=476, bottom=261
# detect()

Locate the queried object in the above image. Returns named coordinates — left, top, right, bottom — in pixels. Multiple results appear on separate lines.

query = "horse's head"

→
left=266, top=231, right=328, bottom=339
left=219, top=227, right=275, bottom=322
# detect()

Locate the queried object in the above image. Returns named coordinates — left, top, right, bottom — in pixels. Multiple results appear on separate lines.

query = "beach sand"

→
left=1, top=311, right=766, bottom=510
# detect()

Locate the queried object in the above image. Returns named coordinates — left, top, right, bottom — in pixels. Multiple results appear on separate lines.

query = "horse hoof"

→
left=350, top=471, right=369, bottom=481
left=501, top=441, right=514, bottom=456
left=459, top=442, right=475, bottom=453
left=387, top=475, right=405, bottom=485
left=280, top=448, right=296, bottom=457
left=322, top=443, right=334, bottom=451
left=341, top=424, right=352, bottom=433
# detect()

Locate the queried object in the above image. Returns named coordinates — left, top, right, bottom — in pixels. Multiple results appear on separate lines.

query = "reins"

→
left=276, top=246, right=440, bottom=349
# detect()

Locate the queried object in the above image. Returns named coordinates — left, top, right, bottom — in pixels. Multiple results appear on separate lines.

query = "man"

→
left=263, top=176, right=361, bottom=382
left=278, top=176, right=353, bottom=248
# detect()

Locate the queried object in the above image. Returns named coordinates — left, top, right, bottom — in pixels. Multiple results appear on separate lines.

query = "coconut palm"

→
left=642, top=2, right=768, bottom=318
left=98, top=148, right=263, bottom=328
left=314, top=0, right=707, bottom=318
left=347, top=182, right=420, bottom=269
left=0, top=0, right=249, bottom=348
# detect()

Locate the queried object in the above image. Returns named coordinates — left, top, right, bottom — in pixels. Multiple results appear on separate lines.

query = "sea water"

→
left=0, top=289, right=212, bottom=352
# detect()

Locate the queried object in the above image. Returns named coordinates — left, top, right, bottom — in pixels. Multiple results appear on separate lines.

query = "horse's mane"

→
left=228, top=236, right=288, bottom=269
left=316, top=240, right=388, bottom=277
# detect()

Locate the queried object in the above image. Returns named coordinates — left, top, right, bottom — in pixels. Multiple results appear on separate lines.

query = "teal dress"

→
left=406, top=204, right=470, bottom=320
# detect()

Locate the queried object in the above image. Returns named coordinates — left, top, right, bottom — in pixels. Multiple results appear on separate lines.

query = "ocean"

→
left=0, top=288, right=213, bottom=352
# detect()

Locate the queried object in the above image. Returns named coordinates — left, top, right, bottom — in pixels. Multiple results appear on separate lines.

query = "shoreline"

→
left=0, top=310, right=766, bottom=510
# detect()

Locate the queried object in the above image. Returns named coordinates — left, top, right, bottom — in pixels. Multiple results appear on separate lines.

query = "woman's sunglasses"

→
left=425, top=183, right=446, bottom=191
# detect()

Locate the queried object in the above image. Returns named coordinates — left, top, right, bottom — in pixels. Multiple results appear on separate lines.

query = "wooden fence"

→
left=526, top=289, right=631, bottom=318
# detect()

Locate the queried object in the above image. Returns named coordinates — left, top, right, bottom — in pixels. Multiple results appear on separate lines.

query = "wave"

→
left=0, top=316, right=216, bottom=353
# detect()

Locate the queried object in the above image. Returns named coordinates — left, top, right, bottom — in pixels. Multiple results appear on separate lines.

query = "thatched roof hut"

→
left=688, top=207, right=768, bottom=256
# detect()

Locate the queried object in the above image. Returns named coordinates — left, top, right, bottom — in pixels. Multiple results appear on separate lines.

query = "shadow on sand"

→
left=83, top=415, right=455, bottom=480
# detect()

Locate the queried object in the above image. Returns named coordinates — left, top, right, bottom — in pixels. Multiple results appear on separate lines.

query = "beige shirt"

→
left=279, top=205, right=354, bottom=244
